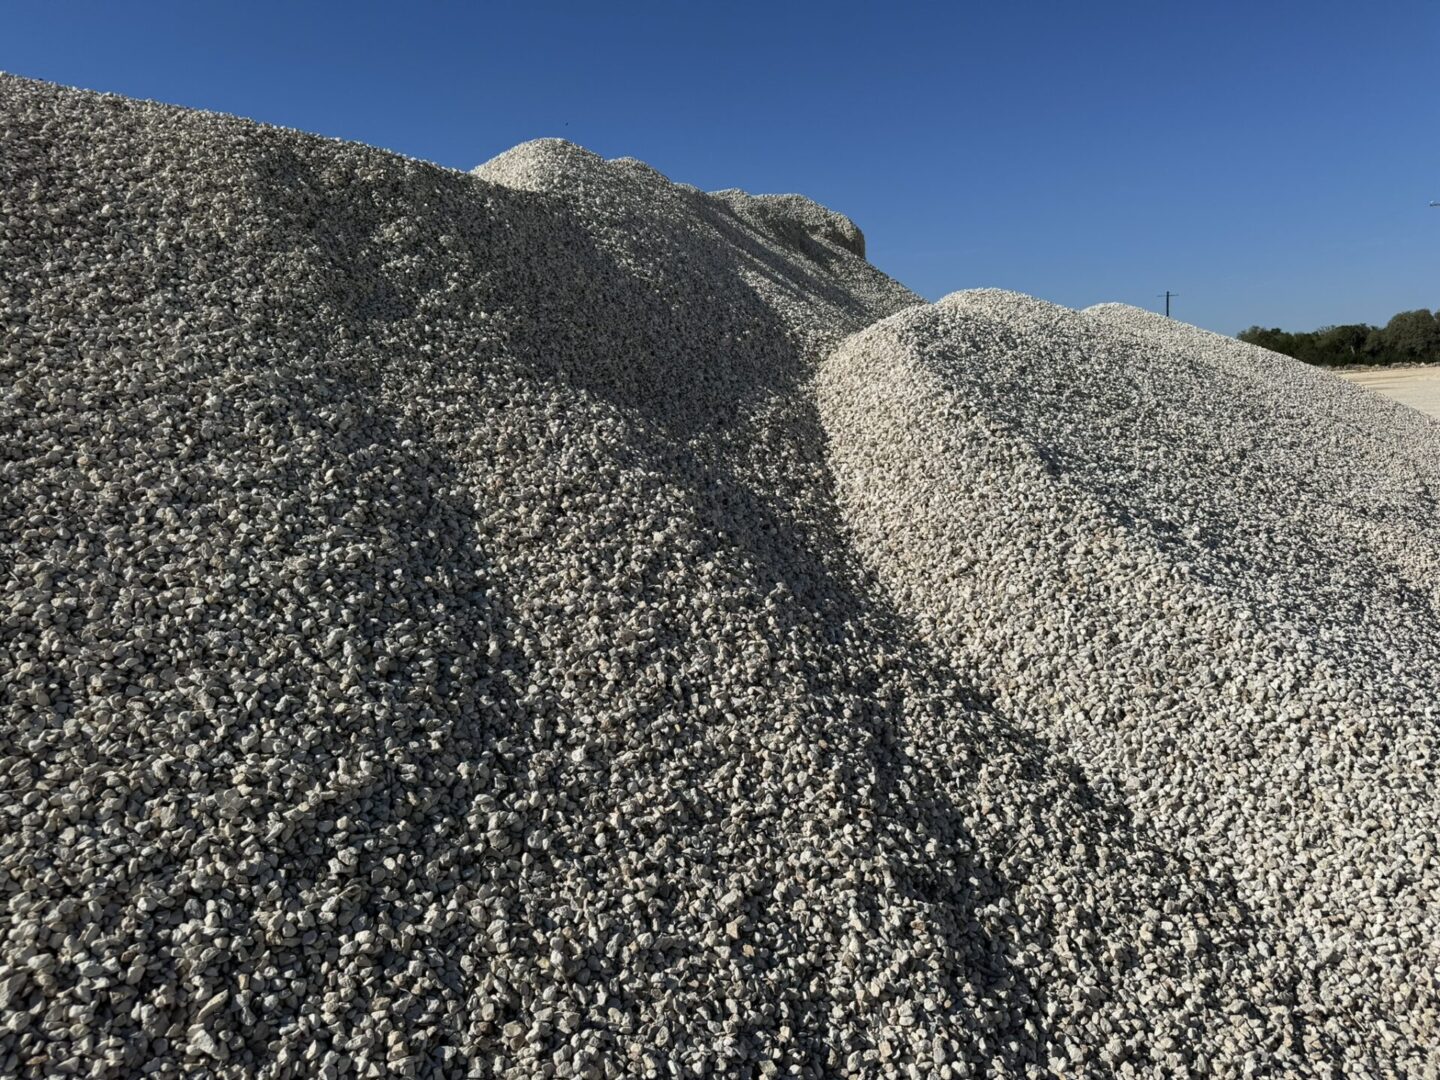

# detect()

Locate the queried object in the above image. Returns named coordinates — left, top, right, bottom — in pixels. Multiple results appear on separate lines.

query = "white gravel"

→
left=820, top=290, right=1440, bottom=1077
left=2, top=72, right=1437, bottom=1078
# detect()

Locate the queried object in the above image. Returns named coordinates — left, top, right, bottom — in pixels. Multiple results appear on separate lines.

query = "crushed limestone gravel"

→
left=819, top=289, right=1440, bottom=1077
left=2, top=72, right=1437, bottom=1078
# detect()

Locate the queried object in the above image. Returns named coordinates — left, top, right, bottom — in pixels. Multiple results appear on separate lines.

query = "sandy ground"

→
left=1335, top=365, right=1440, bottom=419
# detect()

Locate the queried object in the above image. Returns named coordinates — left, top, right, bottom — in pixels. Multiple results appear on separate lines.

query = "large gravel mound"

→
left=0, top=75, right=1315, bottom=1080
left=5, top=73, right=1436, bottom=1078
left=819, top=289, right=1440, bottom=1076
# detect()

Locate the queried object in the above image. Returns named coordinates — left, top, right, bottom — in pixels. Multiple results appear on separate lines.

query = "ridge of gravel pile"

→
left=707, top=191, right=867, bottom=260
left=0, top=74, right=1308, bottom=1080
left=819, top=289, right=1440, bottom=1076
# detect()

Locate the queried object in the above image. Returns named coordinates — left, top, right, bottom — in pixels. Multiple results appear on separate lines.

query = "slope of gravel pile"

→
left=819, top=289, right=1440, bottom=1077
left=0, top=74, right=1318, bottom=1080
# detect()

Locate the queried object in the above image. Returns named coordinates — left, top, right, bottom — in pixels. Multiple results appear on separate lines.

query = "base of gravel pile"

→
left=820, top=289, right=1440, bottom=1076
left=1336, top=363, right=1440, bottom=420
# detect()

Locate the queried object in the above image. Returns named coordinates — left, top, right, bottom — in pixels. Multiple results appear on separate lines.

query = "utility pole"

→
left=1158, top=291, right=1178, bottom=317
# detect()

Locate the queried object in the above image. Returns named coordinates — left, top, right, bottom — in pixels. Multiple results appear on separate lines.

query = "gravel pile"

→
left=820, top=289, right=1440, bottom=1076
left=3, top=73, right=1435, bottom=1079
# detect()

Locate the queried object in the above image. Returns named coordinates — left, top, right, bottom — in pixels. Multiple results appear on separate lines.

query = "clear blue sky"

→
left=5, top=1, right=1437, bottom=334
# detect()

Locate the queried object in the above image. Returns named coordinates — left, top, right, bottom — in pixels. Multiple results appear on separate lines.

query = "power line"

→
left=1157, top=291, right=1178, bottom=318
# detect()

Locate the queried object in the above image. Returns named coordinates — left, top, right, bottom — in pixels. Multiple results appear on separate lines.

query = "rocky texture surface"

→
left=2, top=72, right=1437, bottom=1078
left=708, top=190, right=867, bottom=260
left=820, top=290, right=1440, bottom=1077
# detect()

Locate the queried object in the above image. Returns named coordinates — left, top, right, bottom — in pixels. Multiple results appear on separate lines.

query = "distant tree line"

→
left=1238, top=308, right=1440, bottom=367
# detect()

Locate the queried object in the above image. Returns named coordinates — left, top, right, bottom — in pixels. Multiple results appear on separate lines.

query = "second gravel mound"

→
left=819, top=289, right=1440, bottom=1077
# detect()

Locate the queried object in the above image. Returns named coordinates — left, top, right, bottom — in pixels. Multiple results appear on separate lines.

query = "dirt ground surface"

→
left=1335, top=365, right=1440, bottom=419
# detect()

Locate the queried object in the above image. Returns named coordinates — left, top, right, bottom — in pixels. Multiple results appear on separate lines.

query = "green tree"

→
left=1315, top=324, right=1372, bottom=365
left=1238, top=327, right=1296, bottom=354
left=1239, top=307, right=1440, bottom=367
left=1379, top=309, right=1440, bottom=362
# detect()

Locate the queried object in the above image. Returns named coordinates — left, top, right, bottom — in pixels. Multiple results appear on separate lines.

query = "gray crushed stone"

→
left=819, top=289, right=1440, bottom=1076
left=3, top=71, right=1437, bottom=1078
left=708, top=190, right=867, bottom=260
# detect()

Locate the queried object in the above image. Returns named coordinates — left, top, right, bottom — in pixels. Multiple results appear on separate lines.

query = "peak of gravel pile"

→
left=708, top=190, right=867, bottom=260
left=2, top=73, right=1436, bottom=1080
left=820, top=289, right=1440, bottom=1076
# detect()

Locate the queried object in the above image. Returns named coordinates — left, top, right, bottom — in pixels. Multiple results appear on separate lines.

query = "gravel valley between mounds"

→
left=2, top=74, right=1439, bottom=1078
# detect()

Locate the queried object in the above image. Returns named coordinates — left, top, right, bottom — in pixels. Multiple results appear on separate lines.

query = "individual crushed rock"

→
left=819, top=289, right=1440, bottom=1077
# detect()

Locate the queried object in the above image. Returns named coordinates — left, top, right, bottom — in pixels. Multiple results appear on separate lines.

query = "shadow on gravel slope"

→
left=0, top=75, right=1301, bottom=1076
